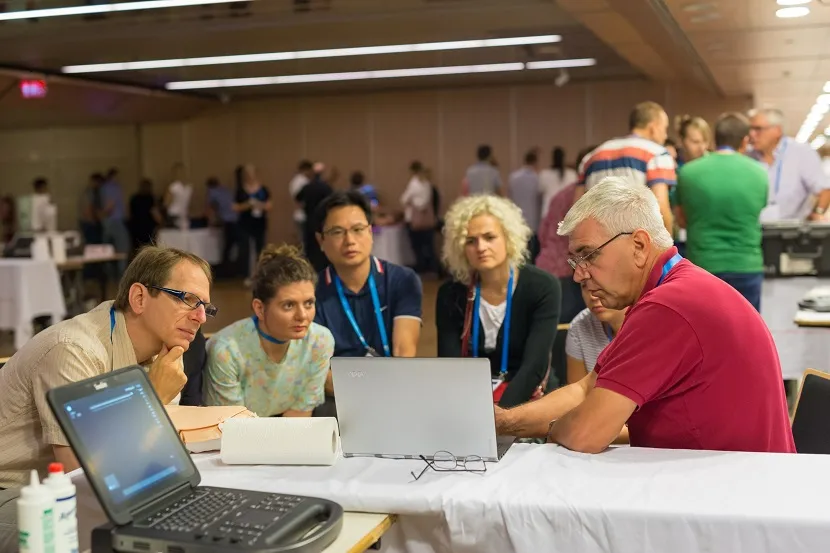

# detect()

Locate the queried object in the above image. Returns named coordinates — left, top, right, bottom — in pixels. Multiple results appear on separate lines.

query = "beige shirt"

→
left=0, top=301, right=140, bottom=488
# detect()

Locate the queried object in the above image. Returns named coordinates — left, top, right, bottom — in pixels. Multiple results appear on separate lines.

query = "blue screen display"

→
left=62, top=380, right=190, bottom=505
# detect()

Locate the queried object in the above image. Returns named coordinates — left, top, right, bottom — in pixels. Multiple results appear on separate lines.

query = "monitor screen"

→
left=55, top=370, right=195, bottom=514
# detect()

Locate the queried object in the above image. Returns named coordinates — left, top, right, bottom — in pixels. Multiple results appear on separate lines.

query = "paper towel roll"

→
left=220, top=417, right=340, bottom=466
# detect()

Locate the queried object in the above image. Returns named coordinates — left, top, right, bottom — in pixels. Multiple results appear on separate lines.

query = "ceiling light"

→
left=525, top=59, right=597, bottom=70
left=776, top=6, right=810, bottom=17
left=690, top=12, right=722, bottom=23
left=810, top=104, right=829, bottom=115
left=165, top=62, right=528, bottom=90
left=0, top=0, right=247, bottom=21
left=824, top=81, right=830, bottom=93
left=817, top=94, right=830, bottom=105
left=681, top=2, right=718, bottom=12
left=777, top=0, right=811, bottom=5
left=62, top=35, right=561, bottom=74
left=811, top=136, right=826, bottom=149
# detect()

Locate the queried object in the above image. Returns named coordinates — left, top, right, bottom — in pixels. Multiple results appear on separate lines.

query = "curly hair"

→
left=441, top=195, right=531, bottom=285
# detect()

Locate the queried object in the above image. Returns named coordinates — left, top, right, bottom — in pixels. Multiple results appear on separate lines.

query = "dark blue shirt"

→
left=314, top=258, right=423, bottom=357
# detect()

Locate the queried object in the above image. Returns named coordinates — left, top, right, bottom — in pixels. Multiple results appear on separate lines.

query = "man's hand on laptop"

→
left=148, top=345, right=187, bottom=404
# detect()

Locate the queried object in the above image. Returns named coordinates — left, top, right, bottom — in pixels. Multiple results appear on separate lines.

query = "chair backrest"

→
left=792, top=369, right=830, bottom=454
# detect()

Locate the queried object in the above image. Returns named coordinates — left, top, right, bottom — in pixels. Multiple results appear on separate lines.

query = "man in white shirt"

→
left=165, top=162, right=193, bottom=229
left=289, top=160, right=315, bottom=241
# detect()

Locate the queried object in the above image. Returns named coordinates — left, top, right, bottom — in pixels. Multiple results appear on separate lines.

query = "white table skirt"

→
left=372, top=225, right=415, bottom=268
left=157, top=228, right=223, bottom=265
left=761, top=277, right=830, bottom=380
left=0, top=259, right=66, bottom=350
left=74, top=444, right=830, bottom=553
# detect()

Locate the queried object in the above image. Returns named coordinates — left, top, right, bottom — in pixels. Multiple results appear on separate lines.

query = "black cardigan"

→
left=436, top=264, right=561, bottom=407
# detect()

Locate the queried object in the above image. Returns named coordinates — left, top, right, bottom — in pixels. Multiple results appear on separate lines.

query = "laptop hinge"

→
left=130, top=483, right=194, bottom=522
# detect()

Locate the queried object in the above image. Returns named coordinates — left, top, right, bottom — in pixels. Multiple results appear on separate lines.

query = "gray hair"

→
left=557, top=176, right=674, bottom=249
left=748, top=108, right=785, bottom=129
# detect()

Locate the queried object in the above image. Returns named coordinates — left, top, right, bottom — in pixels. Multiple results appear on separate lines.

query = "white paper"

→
left=220, top=417, right=340, bottom=466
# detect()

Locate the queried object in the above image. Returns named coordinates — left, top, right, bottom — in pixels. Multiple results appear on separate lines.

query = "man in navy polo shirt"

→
left=313, top=191, right=423, bottom=379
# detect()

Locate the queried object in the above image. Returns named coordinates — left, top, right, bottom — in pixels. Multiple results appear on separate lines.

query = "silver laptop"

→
left=331, top=357, right=514, bottom=462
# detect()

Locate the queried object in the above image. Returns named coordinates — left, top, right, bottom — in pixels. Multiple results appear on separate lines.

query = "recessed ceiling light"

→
left=776, top=6, right=810, bottom=17
left=690, top=12, right=722, bottom=23
left=682, top=2, right=718, bottom=12
left=62, top=35, right=562, bottom=74
left=165, top=59, right=597, bottom=90
left=0, top=0, right=247, bottom=21
left=817, top=94, right=830, bottom=105
left=824, top=81, right=830, bottom=93
left=777, top=0, right=810, bottom=5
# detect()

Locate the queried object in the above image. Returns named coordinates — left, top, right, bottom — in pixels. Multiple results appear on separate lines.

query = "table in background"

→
left=157, top=228, right=223, bottom=265
left=73, top=470, right=396, bottom=553
left=57, top=254, right=127, bottom=317
left=762, top=277, right=830, bottom=380
left=372, top=225, right=415, bottom=268
left=0, top=259, right=66, bottom=350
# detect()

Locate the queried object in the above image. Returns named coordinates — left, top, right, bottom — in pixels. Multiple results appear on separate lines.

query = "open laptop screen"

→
left=48, top=366, right=198, bottom=524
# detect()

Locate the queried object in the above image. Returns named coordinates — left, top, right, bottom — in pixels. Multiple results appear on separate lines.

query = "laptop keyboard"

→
left=135, top=488, right=306, bottom=546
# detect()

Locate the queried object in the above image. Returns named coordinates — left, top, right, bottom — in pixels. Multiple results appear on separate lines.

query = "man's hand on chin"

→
left=147, top=344, right=187, bottom=404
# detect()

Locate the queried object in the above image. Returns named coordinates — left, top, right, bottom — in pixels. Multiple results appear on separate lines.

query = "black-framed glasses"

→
left=410, top=451, right=487, bottom=482
left=149, top=286, right=219, bottom=318
left=566, top=232, right=633, bottom=271
left=322, top=224, right=371, bottom=240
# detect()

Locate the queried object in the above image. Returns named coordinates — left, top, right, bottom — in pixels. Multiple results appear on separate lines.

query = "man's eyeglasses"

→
left=149, top=286, right=219, bottom=318
left=566, top=232, right=633, bottom=271
left=410, top=451, right=487, bottom=482
left=749, top=125, right=771, bottom=133
left=322, top=224, right=371, bottom=240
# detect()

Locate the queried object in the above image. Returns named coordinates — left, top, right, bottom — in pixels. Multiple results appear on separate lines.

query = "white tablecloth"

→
left=373, top=225, right=415, bottom=268
left=761, top=277, right=830, bottom=380
left=0, top=259, right=66, bottom=350
left=75, top=444, right=830, bottom=553
left=157, top=228, right=223, bottom=265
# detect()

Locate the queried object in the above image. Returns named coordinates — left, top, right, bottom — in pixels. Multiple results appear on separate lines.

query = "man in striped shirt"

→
left=575, top=101, right=676, bottom=232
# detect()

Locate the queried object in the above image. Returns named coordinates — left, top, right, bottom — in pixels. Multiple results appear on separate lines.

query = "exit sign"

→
left=20, top=79, right=47, bottom=99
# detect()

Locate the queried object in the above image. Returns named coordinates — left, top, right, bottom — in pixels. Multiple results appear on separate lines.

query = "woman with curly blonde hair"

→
left=436, top=195, right=561, bottom=407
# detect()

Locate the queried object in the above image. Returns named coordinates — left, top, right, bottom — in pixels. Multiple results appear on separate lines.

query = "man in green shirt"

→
left=676, top=112, right=768, bottom=311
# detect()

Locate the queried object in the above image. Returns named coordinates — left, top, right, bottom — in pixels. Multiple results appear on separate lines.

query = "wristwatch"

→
left=814, top=206, right=827, bottom=215
left=545, top=419, right=558, bottom=443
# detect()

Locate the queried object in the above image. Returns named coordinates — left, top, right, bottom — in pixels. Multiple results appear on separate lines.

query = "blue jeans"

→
left=715, top=272, right=763, bottom=312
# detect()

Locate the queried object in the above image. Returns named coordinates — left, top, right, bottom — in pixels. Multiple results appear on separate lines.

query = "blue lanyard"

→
left=333, top=260, right=390, bottom=357
left=252, top=316, right=286, bottom=344
left=717, top=146, right=734, bottom=152
left=110, top=306, right=116, bottom=342
left=604, top=323, right=614, bottom=343
left=471, top=266, right=514, bottom=376
left=771, top=139, right=788, bottom=204
left=656, top=253, right=683, bottom=287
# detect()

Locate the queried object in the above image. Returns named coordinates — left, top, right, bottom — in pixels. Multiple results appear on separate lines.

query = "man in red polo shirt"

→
left=495, top=176, right=794, bottom=453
